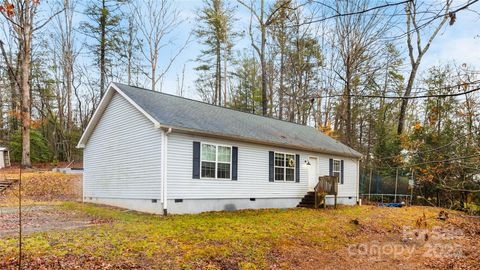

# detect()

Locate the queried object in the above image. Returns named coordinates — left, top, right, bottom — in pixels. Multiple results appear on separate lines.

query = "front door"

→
left=307, top=157, right=318, bottom=191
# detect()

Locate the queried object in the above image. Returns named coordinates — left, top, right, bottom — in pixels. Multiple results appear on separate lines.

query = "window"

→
left=274, top=152, right=295, bottom=181
left=333, top=159, right=341, bottom=183
left=201, top=143, right=231, bottom=179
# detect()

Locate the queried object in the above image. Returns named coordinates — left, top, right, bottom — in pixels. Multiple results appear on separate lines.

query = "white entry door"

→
left=307, top=157, right=318, bottom=191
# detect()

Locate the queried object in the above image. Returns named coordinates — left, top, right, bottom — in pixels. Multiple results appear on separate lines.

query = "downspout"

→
left=162, top=127, right=172, bottom=215
left=356, top=159, right=361, bottom=205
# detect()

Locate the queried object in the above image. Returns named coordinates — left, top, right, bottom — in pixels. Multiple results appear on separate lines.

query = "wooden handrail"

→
left=314, top=176, right=339, bottom=209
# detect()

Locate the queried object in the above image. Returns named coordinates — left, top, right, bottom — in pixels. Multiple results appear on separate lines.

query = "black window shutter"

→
left=269, top=151, right=274, bottom=182
left=232, top=147, right=238, bottom=180
left=340, top=160, right=344, bottom=184
left=295, top=154, right=300, bottom=182
left=329, top=158, right=333, bottom=176
left=192, top=141, right=200, bottom=179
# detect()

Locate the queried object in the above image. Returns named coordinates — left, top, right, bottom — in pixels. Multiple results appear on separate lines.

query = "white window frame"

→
left=333, top=159, right=342, bottom=184
left=200, top=142, right=232, bottom=180
left=274, top=151, right=296, bottom=182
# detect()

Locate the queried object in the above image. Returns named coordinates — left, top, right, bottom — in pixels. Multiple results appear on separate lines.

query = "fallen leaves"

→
left=0, top=203, right=478, bottom=269
left=0, top=172, right=82, bottom=205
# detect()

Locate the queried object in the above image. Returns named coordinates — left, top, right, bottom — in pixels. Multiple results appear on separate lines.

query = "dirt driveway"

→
left=0, top=205, right=105, bottom=237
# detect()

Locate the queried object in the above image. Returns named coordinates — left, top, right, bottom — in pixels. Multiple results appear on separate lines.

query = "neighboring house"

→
left=77, top=83, right=362, bottom=214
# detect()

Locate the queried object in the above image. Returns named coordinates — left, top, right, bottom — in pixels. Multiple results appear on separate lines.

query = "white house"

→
left=77, top=83, right=362, bottom=214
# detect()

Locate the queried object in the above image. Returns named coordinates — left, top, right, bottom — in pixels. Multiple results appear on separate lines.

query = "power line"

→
left=375, top=132, right=476, bottom=162
left=382, top=0, right=479, bottom=41
left=406, top=153, right=480, bottom=167
left=311, top=85, right=480, bottom=100
left=291, top=0, right=479, bottom=44
left=291, top=0, right=411, bottom=27
left=369, top=153, right=480, bottom=171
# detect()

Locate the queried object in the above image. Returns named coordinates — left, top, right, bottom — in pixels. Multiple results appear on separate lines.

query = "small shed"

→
left=0, top=147, right=11, bottom=169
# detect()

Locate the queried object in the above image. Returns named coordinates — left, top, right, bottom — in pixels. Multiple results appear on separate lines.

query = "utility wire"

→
left=309, top=80, right=480, bottom=99
left=382, top=0, right=479, bottom=41
left=406, top=154, right=480, bottom=167
left=311, top=85, right=480, bottom=100
left=291, top=0, right=411, bottom=27
left=375, top=132, right=475, bottom=161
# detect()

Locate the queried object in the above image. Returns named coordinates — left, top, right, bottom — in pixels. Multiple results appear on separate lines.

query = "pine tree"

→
left=81, top=0, right=126, bottom=98
left=194, top=0, right=237, bottom=106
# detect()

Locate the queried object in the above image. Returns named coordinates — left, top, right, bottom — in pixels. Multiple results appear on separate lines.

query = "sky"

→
left=421, top=5, right=480, bottom=70
left=20, top=0, right=479, bottom=101
left=154, top=0, right=480, bottom=100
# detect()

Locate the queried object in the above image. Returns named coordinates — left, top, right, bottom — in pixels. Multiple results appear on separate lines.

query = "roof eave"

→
left=158, top=124, right=362, bottom=159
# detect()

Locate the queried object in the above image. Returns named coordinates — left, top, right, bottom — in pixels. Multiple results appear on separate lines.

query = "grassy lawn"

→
left=2, top=202, right=477, bottom=269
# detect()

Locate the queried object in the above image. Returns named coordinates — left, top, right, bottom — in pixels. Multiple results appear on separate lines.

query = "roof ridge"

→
left=113, top=82, right=327, bottom=131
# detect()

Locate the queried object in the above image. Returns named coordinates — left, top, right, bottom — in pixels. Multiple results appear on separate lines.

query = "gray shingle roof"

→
left=115, top=82, right=362, bottom=158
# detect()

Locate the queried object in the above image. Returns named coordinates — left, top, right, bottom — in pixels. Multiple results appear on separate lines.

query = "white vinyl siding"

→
left=83, top=93, right=163, bottom=199
left=167, top=132, right=359, bottom=199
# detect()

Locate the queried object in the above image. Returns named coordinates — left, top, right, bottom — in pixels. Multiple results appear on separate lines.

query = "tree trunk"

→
left=278, top=44, right=285, bottom=120
left=397, top=62, right=419, bottom=135
left=344, top=62, right=352, bottom=146
left=127, top=16, right=134, bottom=85
left=260, top=38, right=267, bottom=115
left=21, top=8, right=32, bottom=168
left=260, top=0, right=267, bottom=116
left=9, top=50, right=20, bottom=132
left=398, top=0, right=449, bottom=135
left=151, top=62, right=156, bottom=91
left=99, top=0, right=107, bottom=97
left=223, top=44, right=227, bottom=106
left=0, top=89, right=3, bottom=140
left=216, top=38, right=221, bottom=105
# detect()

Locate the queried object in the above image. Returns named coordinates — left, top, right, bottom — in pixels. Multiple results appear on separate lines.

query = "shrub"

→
left=9, top=129, right=52, bottom=163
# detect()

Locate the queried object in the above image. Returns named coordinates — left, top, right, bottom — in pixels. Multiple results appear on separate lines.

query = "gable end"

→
left=77, top=83, right=160, bottom=148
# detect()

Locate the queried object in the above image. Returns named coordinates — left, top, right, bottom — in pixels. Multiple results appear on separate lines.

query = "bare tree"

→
left=332, top=0, right=390, bottom=146
left=238, top=0, right=293, bottom=116
left=48, top=0, right=78, bottom=161
left=1, top=1, right=61, bottom=167
left=133, top=0, right=190, bottom=91
left=397, top=0, right=452, bottom=135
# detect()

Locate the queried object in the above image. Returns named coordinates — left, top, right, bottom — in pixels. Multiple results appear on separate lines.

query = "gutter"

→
left=156, top=124, right=363, bottom=159
left=161, top=127, right=172, bottom=215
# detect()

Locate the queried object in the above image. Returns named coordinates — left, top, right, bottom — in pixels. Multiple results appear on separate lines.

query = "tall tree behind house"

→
left=268, top=0, right=293, bottom=120
left=53, top=0, right=78, bottom=161
left=332, top=0, right=391, bottom=147
left=397, top=0, right=452, bottom=135
left=1, top=0, right=46, bottom=167
left=0, top=29, right=21, bottom=136
left=229, top=53, right=262, bottom=114
left=81, top=0, right=126, bottom=98
left=238, top=0, right=290, bottom=116
left=132, top=0, right=189, bottom=92
left=194, top=0, right=238, bottom=106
